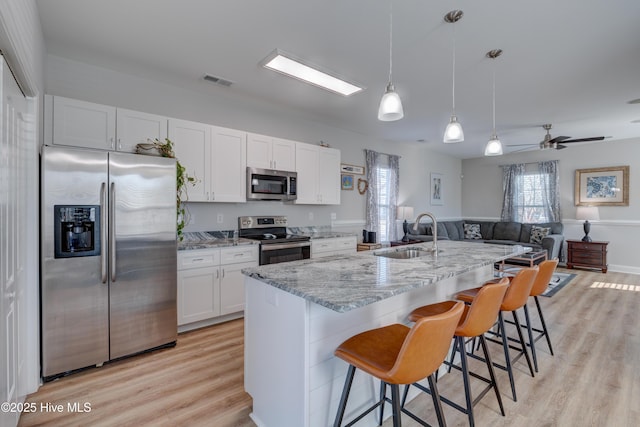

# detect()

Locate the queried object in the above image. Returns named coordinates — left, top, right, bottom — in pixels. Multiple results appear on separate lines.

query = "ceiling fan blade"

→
left=548, top=136, right=571, bottom=144
left=555, top=144, right=568, bottom=150
left=560, top=136, right=606, bottom=143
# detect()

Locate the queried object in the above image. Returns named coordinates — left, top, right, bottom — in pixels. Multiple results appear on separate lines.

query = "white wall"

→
left=44, top=54, right=463, bottom=238
left=461, top=137, right=640, bottom=273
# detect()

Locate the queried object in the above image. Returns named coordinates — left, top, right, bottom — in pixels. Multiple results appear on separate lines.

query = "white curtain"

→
left=365, top=149, right=400, bottom=242
left=500, top=163, right=525, bottom=221
left=538, top=160, right=561, bottom=222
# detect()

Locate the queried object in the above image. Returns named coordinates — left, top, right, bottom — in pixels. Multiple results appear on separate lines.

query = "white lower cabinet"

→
left=311, top=236, right=357, bottom=258
left=177, top=245, right=258, bottom=328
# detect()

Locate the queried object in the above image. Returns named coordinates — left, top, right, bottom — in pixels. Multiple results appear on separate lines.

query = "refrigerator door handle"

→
left=101, top=182, right=108, bottom=283
left=110, top=182, right=117, bottom=282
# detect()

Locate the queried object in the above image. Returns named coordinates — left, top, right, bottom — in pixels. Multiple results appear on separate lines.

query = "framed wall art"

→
left=430, top=173, right=443, bottom=206
left=340, top=164, right=365, bottom=175
left=575, top=166, right=629, bottom=206
left=341, top=174, right=354, bottom=190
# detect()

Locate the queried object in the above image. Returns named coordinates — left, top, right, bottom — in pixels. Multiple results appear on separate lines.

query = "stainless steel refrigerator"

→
left=41, top=145, right=177, bottom=379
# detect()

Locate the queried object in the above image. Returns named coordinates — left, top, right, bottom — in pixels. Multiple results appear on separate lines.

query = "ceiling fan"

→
left=509, top=124, right=605, bottom=151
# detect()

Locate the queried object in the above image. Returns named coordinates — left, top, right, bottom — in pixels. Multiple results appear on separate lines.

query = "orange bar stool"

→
left=403, top=278, right=509, bottom=427
left=455, top=267, right=538, bottom=402
left=333, top=302, right=465, bottom=427
left=522, top=259, right=559, bottom=372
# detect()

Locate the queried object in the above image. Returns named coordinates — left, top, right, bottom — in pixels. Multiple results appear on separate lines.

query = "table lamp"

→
left=576, top=206, right=599, bottom=242
left=397, top=206, right=414, bottom=242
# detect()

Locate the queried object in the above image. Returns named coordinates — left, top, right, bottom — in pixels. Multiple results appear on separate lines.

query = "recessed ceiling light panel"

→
left=261, top=49, right=364, bottom=96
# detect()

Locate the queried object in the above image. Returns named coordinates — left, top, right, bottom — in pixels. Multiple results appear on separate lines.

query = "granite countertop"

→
left=178, top=231, right=259, bottom=250
left=242, top=240, right=530, bottom=313
left=287, top=226, right=357, bottom=240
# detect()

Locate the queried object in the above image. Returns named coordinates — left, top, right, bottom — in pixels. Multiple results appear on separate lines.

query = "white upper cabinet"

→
left=169, top=119, right=211, bottom=202
left=116, top=108, right=168, bottom=153
left=295, top=143, right=340, bottom=205
left=48, top=95, right=116, bottom=150
left=169, top=120, right=246, bottom=203
left=247, top=133, right=296, bottom=171
left=210, top=126, right=246, bottom=202
left=46, top=95, right=168, bottom=153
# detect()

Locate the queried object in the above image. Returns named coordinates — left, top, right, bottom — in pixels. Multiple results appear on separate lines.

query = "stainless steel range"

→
left=238, top=216, right=310, bottom=265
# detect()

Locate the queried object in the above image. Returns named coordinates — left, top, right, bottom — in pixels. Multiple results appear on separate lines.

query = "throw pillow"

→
left=464, top=223, right=482, bottom=240
left=530, top=226, right=551, bottom=244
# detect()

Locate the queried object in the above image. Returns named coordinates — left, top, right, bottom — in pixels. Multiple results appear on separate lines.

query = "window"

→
left=375, top=166, right=392, bottom=242
left=515, top=172, right=551, bottom=223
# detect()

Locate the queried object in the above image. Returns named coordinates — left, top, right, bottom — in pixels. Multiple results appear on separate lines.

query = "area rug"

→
left=542, top=272, right=577, bottom=297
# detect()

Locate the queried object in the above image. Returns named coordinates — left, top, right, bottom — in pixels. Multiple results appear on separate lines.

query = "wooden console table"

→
left=566, top=240, right=609, bottom=273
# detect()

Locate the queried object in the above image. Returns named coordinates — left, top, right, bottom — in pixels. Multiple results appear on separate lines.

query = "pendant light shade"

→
left=378, top=1, right=403, bottom=122
left=444, top=115, right=464, bottom=143
left=443, top=10, right=464, bottom=143
left=378, top=83, right=404, bottom=121
left=484, top=49, right=503, bottom=156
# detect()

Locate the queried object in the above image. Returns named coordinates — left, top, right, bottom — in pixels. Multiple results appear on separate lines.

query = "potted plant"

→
left=136, top=138, right=196, bottom=240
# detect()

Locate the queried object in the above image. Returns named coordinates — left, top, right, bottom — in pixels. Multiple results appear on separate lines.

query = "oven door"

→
left=260, top=241, right=311, bottom=265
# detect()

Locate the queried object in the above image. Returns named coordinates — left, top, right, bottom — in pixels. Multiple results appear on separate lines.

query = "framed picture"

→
left=340, top=164, right=365, bottom=175
left=575, top=166, right=629, bottom=206
left=430, top=173, right=443, bottom=205
left=341, top=174, right=354, bottom=190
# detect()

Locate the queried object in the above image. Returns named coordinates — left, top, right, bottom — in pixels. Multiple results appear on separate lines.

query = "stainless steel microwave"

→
left=246, top=167, right=297, bottom=201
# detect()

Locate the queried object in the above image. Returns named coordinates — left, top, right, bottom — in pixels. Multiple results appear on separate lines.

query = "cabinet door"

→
left=177, top=267, right=220, bottom=325
left=295, top=143, right=320, bottom=204
left=318, top=147, right=341, bottom=205
left=220, top=262, right=254, bottom=315
left=210, top=126, right=246, bottom=202
left=247, top=133, right=272, bottom=169
left=271, top=138, right=296, bottom=171
left=116, top=108, right=168, bottom=153
left=169, top=119, right=211, bottom=202
left=51, top=95, right=116, bottom=150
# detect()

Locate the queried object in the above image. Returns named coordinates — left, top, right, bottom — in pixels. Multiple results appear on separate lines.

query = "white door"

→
left=294, top=143, right=319, bottom=204
left=246, top=133, right=272, bottom=169
left=271, top=138, right=296, bottom=171
left=318, top=147, right=341, bottom=205
left=177, top=267, right=220, bottom=325
left=51, top=95, right=116, bottom=150
left=116, top=108, right=167, bottom=153
left=210, top=126, right=246, bottom=202
left=169, top=119, right=211, bottom=202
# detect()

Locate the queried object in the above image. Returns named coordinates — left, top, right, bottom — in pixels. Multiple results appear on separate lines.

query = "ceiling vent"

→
left=203, top=74, right=233, bottom=87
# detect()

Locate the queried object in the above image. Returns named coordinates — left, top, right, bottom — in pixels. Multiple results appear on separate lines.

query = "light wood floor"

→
left=19, top=268, right=640, bottom=427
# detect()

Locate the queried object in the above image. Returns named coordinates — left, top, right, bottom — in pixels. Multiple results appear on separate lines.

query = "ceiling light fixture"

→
left=378, top=0, right=404, bottom=121
left=261, top=49, right=364, bottom=96
left=443, top=10, right=464, bottom=143
left=484, top=49, right=504, bottom=156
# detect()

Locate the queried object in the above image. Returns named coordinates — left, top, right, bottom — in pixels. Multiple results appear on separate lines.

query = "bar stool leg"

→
left=334, top=365, right=356, bottom=427
left=427, top=374, right=447, bottom=427
left=456, top=336, right=475, bottom=427
left=497, top=312, right=517, bottom=401
left=534, top=295, right=554, bottom=355
left=512, top=310, right=535, bottom=377
left=379, top=381, right=386, bottom=426
left=478, top=335, right=505, bottom=416
left=390, top=384, right=402, bottom=427
left=523, top=304, right=538, bottom=372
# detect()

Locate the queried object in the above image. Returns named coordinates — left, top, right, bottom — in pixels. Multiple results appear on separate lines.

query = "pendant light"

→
left=484, top=49, right=504, bottom=156
left=443, top=10, right=464, bottom=143
left=378, top=0, right=404, bottom=121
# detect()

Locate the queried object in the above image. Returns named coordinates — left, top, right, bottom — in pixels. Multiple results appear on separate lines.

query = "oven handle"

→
left=260, top=241, right=311, bottom=251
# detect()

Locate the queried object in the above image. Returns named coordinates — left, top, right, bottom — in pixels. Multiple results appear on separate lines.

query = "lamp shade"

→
left=397, top=206, right=414, bottom=221
left=443, top=116, right=464, bottom=143
left=576, top=206, right=600, bottom=221
left=484, top=135, right=503, bottom=156
left=378, top=83, right=404, bottom=121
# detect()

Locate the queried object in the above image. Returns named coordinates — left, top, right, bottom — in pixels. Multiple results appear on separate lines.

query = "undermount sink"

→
left=375, top=247, right=435, bottom=259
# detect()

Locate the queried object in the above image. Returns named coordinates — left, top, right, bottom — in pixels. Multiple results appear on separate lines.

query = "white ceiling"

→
left=35, top=0, right=640, bottom=159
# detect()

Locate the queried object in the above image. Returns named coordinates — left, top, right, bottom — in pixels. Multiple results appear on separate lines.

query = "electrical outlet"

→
left=217, top=213, right=224, bottom=223
left=308, top=212, right=314, bottom=221
left=330, top=212, right=337, bottom=220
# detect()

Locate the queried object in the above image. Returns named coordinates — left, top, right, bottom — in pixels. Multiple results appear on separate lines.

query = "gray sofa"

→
left=407, top=219, right=564, bottom=261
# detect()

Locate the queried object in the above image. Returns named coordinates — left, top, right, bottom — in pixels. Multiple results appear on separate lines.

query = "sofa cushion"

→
left=444, top=221, right=464, bottom=241
left=493, top=222, right=522, bottom=242
left=530, top=226, right=551, bottom=244
left=464, top=223, right=482, bottom=240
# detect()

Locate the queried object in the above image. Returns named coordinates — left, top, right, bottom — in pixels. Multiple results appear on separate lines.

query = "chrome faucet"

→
left=412, top=212, right=438, bottom=253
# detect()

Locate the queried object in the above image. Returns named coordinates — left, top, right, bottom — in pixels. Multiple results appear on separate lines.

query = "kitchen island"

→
left=242, top=240, right=529, bottom=427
